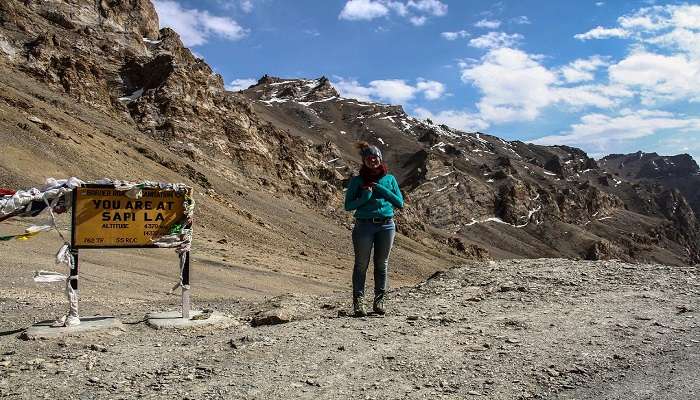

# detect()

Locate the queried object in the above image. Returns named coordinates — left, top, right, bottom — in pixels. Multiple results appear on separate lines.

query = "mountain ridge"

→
left=0, top=1, right=698, bottom=268
left=238, top=74, right=700, bottom=265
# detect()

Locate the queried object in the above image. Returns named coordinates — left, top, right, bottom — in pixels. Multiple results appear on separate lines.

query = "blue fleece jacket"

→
left=344, top=174, right=404, bottom=218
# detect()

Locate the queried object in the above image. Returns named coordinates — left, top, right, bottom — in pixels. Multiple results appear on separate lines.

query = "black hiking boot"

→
left=353, top=296, right=367, bottom=317
left=373, top=295, right=385, bottom=315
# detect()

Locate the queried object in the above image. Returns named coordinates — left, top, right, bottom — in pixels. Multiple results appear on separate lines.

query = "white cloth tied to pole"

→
left=26, top=225, right=52, bottom=234
left=31, top=244, right=80, bottom=327
left=52, top=243, right=81, bottom=326
left=0, top=177, right=84, bottom=216
left=33, top=271, right=67, bottom=283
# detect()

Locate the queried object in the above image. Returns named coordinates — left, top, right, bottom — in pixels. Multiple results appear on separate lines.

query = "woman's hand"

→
left=361, top=182, right=376, bottom=191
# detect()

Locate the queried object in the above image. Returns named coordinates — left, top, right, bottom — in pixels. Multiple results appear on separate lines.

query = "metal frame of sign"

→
left=69, top=183, right=191, bottom=317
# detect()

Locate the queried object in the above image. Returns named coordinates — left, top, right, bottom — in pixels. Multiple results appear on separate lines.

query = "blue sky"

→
left=153, top=1, right=700, bottom=161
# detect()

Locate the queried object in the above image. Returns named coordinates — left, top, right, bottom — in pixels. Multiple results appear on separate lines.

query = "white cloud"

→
left=153, top=1, right=247, bottom=46
left=338, top=0, right=447, bottom=24
left=461, top=48, right=556, bottom=123
left=574, top=26, right=630, bottom=40
left=572, top=5, right=700, bottom=106
left=618, top=7, right=668, bottom=31
left=226, top=78, right=257, bottom=91
left=511, top=16, right=531, bottom=25
left=368, top=79, right=417, bottom=103
left=441, top=30, right=469, bottom=40
left=407, top=0, right=448, bottom=16
left=334, top=78, right=375, bottom=101
left=469, top=32, right=523, bottom=49
left=608, top=51, right=700, bottom=104
left=386, top=1, right=408, bottom=16
left=553, top=84, right=632, bottom=109
left=413, top=108, right=489, bottom=132
left=339, top=0, right=389, bottom=21
left=240, top=0, right=254, bottom=13
left=647, top=27, right=700, bottom=56
left=533, top=110, right=700, bottom=148
left=560, top=55, right=610, bottom=83
left=409, top=16, right=427, bottom=26
left=460, top=48, right=630, bottom=124
left=596, top=2, right=605, bottom=7
left=474, top=19, right=501, bottom=29
left=576, top=4, right=700, bottom=47
left=303, top=28, right=321, bottom=37
left=416, top=79, right=445, bottom=100
left=333, top=77, right=446, bottom=104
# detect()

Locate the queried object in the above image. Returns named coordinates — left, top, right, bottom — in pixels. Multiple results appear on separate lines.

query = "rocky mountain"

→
left=239, top=77, right=700, bottom=266
left=600, top=151, right=700, bottom=217
left=0, top=0, right=467, bottom=292
left=0, top=0, right=698, bottom=274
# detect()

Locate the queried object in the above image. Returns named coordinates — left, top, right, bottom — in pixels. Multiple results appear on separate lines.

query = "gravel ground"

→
left=0, top=258, right=698, bottom=399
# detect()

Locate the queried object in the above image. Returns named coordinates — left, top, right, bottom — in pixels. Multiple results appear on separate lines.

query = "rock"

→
left=676, top=305, right=694, bottom=314
left=251, top=308, right=292, bottom=327
left=88, top=376, right=100, bottom=383
left=27, top=116, right=42, bottom=123
left=89, top=344, right=107, bottom=352
left=305, top=379, right=320, bottom=387
left=191, top=309, right=213, bottom=320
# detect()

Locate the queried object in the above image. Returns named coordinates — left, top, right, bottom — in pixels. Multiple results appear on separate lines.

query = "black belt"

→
left=356, top=217, right=393, bottom=224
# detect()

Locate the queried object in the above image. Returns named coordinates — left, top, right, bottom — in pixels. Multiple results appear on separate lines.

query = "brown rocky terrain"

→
left=1, top=258, right=698, bottom=399
left=0, top=2, right=699, bottom=398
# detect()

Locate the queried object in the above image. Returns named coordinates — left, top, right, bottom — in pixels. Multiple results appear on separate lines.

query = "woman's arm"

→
left=344, top=177, right=372, bottom=211
left=373, top=176, right=404, bottom=209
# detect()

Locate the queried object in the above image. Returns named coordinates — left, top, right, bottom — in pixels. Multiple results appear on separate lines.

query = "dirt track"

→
left=0, top=257, right=697, bottom=399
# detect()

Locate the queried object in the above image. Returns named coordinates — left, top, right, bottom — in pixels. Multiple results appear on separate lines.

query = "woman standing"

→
left=344, top=142, right=404, bottom=317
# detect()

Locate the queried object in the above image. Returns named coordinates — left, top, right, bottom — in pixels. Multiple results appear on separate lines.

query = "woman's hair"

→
left=355, top=141, right=370, bottom=150
left=355, top=141, right=382, bottom=161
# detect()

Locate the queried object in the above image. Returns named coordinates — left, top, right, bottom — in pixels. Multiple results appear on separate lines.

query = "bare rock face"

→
left=585, top=240, right=622, bottom=261
left=97, top=0, right=160, bottom=39
left=600, top=152, right=700, bottom=217
left=495, top=179, right=537, bottom=225
left=1, top=0, right=344, bottom=210
left=446, top=237, right=490, bottom=260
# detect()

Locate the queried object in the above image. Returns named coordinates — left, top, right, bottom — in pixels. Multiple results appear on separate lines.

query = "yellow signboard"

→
left=72, top=187, right=186, bottom=248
